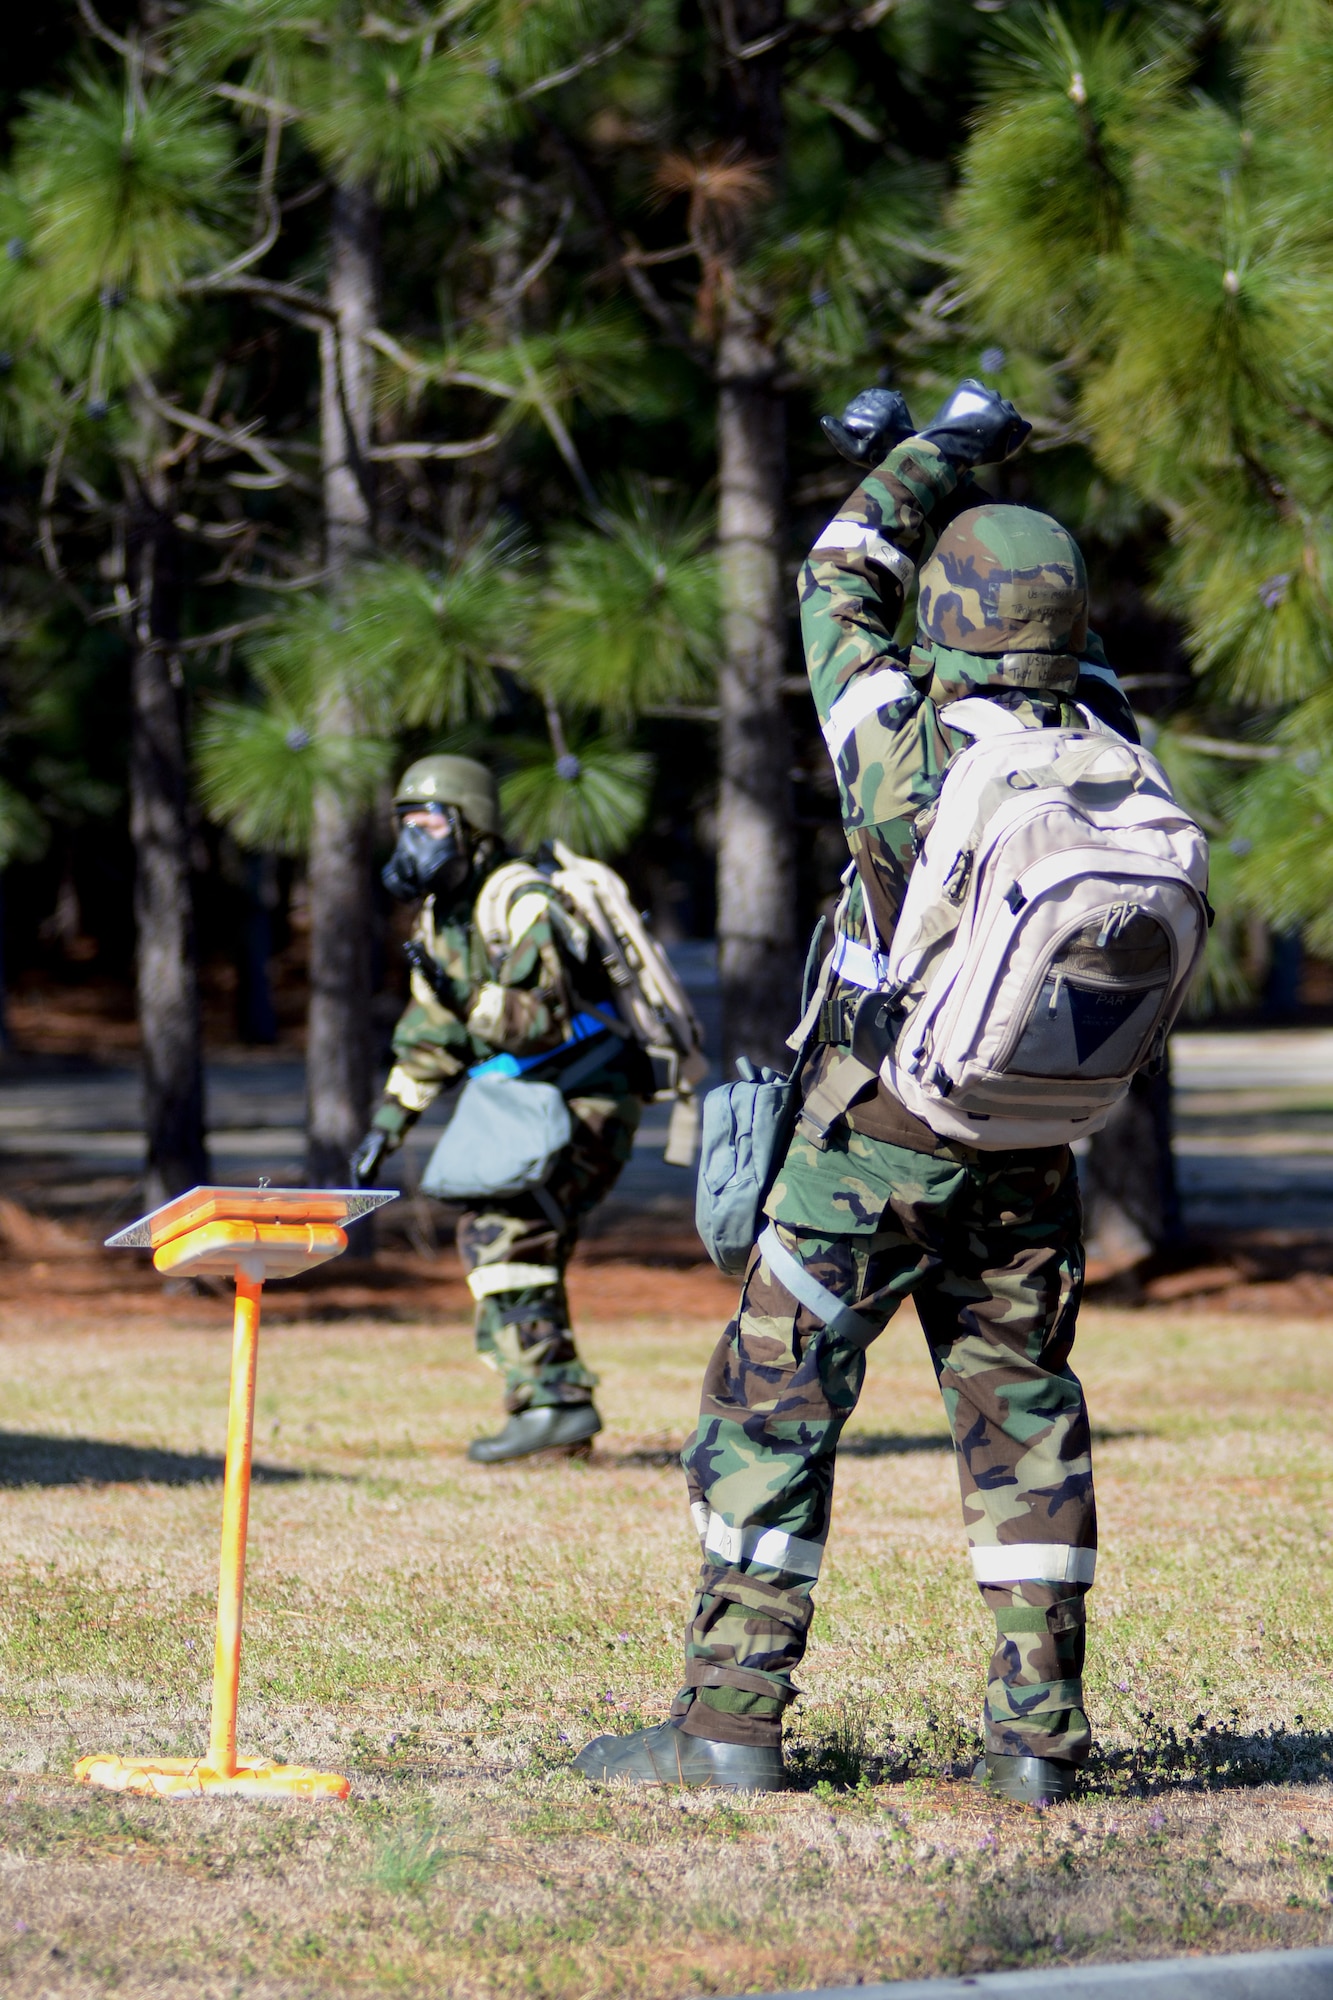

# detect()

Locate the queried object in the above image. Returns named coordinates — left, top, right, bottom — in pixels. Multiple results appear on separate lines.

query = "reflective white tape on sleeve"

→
left=829, top=932, right=894, bottom=991
left=969, top=1544, right=1097, bottom=1586
left=811, top=518, right=915, bottom=587
left=822, top=667, right=917, bottom=763
left=465, top=1262, right=561, bottom=1301
left=506, top=889, right=551, bottom=946
left=756, top=1223, right=876, bottom=1344
left=384, top=1067, right=441, bottom=1114
left=705, top=1510, right=825, bottom=1579
left=690, top=1500, right=710, bottom=1545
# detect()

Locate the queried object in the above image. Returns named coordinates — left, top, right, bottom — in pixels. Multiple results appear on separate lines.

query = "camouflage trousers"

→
left=675, top=1122, right=1094, bottom=1763
left=455, top=1092, right=641, bottom=1413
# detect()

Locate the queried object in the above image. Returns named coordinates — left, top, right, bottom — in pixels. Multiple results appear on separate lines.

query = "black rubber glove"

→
left=350, top=1128, right=389, bottom=1188
left=914, top=378, right=1031, bottom=466
left=820, top=386, right=914, bottom=467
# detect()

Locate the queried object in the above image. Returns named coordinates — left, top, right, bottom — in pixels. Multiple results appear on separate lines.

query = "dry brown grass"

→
left=3, top=1285, right=1333, bottom=1996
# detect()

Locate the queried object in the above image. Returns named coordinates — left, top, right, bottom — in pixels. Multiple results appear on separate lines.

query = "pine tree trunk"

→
left=714, top=0, right=798, bottom=1072
left=127, top=478, right=209, bottom=1205
left=307, top=182, right=378, bottom=1186
left=1081, top=1058, right=1183, bottom=1270
left=716, top=314, right=797, bottom=1070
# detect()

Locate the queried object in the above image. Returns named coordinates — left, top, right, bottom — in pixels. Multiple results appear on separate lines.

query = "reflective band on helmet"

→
left=822, top=667, right=916, bottom=763
left=385, top=1067, right=440, bottom=1114
left=970, top=1544, right=1097, bottom=1586
left=705, top=1510, right=825, bottom=1578
left=756, top=1223, right=876, bottom=1343
left=829, top=932, right=894, bottom=990
left=812, top=518, right=915, bottom=587
left=690, top=1500, right=709, bottom=1544
left=465, top=1262, right=561, bottom=1300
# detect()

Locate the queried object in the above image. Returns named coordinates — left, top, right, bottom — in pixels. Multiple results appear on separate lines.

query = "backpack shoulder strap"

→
left=472, top=860, right=549, bottom=963
left=938, top=696, right=1030, bottom=740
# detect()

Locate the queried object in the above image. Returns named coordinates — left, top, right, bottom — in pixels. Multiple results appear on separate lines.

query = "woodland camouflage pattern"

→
left=673, top=442, right=1122, bottom=1765
left=676, top=1133, right=1092, bottom=1761
left=459, top=1093, right=640, bottom=1411
left=370, top=862, right=644, bottom=1412
left=916, top=503, right=1089, bottom=655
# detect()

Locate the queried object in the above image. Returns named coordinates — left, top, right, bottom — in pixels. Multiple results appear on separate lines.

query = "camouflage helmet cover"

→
left=394, top=754, right=500, bottom=836
left=914, top=504, right=1088, bottom=704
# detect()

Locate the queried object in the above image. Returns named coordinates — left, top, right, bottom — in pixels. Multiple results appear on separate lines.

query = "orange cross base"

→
left=73, top=1753, right=350, bottom=1801
left=76, top=1186, right=395, bottom=1804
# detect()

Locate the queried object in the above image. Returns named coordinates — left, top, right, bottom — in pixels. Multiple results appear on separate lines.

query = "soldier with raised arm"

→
left=576, top=382, right=1145, bottom=1804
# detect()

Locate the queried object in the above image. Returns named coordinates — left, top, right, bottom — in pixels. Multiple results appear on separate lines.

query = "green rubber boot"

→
left=573, top=1721, right=785, bottom=1793
left=467, top=1403, right=601, bottom=1465
left=972, top=1752, right=1078, bottom=1805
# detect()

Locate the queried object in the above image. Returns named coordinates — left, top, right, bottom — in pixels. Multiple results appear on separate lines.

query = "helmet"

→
left=913, top=504, right=1088, bottom=705
left=393, top=754, right=500, bottom=836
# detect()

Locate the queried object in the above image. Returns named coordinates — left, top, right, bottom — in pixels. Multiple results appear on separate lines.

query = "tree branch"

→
left=530, top=111, right=709, bottom=367
left=622, top=240, right=698, bottom=268
left=1176, top=735, right=1283, bottom=762
left=176, top=614, right=278, bottom=654
left=38, top=423, right=72, bottom=581
left=211, top=80, right=302, bottom=121
left=493, top=196, right=574, bottom=309
left=515, top=14, right=643, bottom=99
left=180, top=272, right=333, bottom=328
left=366, top=433, right=501, bottom=460
left=143, top=389, right=317, bottom=494
left=75, top=0, right=168, bottom=72
left=516, top=348, right=600, bottom=513
left=222, top=567, right=334, bottom=594
left=721, top=0, right=901, bottom=63
left=194, top=104, right=288, bottom=290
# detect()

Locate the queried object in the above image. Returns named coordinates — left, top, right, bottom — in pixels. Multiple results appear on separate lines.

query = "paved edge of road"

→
left=710, top=1942, right=1333, bottom=1999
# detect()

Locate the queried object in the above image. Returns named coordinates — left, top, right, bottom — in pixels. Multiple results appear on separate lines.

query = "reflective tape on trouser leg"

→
left=755, top=1224, right=876, bottom=1343
left=970, top=1544, right=1097, bottom=1587
left=466, top=1262, right=561, bottom=1300
left=704, top=1510, right=825, bottom=1579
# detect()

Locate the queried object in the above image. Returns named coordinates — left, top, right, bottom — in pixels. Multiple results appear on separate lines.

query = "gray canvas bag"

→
left=419, top=1073, right=572, bottom=1201
left=694, top=922, right=825, bottom=1277
left=694, top=1058, right=802, bottom=1277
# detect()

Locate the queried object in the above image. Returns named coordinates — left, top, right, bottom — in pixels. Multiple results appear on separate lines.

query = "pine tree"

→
left=1, top=31, right=248, bottom=1198
left=945, top=0, right=1333, bottom=1258
left=189, top=0, right=694, bottom=1180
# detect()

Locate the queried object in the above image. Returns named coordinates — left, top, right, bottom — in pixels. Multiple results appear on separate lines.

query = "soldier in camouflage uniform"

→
left=351, top=755, right=651, bottom=1464
left=577, top=382, right=1139, bottom=1802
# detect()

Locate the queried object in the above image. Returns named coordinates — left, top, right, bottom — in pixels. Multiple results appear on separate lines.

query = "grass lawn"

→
left=2, top=1266, right=1333, bottom=1996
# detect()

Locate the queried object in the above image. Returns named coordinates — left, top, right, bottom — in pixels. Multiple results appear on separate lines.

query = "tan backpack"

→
left=473, top=842, right=707, bottom=1165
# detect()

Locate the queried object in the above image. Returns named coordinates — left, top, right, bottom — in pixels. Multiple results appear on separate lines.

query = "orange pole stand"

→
left=75, top=1263, right=349, bottom=1802
left=209, top=1270, right=260, bottom=1777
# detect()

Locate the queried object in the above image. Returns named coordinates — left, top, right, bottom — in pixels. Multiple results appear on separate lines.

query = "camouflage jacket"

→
left=799, top=436, right=1137, bottom=1151
left=371, top=860, right=636, bottom=1143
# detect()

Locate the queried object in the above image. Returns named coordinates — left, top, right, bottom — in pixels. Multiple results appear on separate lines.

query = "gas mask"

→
left=381, top=808, right=472, bottom=904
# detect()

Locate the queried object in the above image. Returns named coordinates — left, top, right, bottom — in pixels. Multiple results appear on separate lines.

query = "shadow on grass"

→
left=0, top=1430, right=308, bottom=1488
left=788, top=1698, right=1333, bottom=1799
left=839, top=1432, right=953, bottom=1457
left=610, top=1425, right=1153, bottom=1470
left=1086, top=1711, right=1333, bottom=1797
left=609, top=1435, right=956, bottom=1471
left=840, top=1426, right=1154, bottom=1457
left=614, top=1434, right=962, bottom=1469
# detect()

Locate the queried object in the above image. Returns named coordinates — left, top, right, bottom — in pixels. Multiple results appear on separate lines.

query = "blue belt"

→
left=468, top=1011, right=616, bottom=1082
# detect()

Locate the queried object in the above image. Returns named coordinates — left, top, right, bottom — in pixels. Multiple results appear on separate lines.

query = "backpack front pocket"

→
left=1005, top=908, right=1175, bottom=1081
